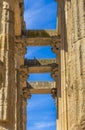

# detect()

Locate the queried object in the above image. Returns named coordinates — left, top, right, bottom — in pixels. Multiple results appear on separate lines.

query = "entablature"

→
left=22, top=30, right=58, bottom=37
left=24, top=58, right=58, bottom=67
left=22, top=81, right=57, bottom=97
left=15, top=35, right=61, bottom=46
left=20, top=64, right=58, bottom=74
left=27, top=81, right=56, bottom=89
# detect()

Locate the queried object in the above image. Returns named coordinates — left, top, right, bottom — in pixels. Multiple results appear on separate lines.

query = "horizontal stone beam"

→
left=20, top=64, right=58, bottom=74
left=24, top=58, right=58, bottom=66
left=15, top=36, right=61, bottom=46
left=15, top=37, right=52, bottom=46
left=25, top=37, right=53, bottom=46
left=28, top=66, right=52, bottom=73
left=23, top=82, right=56, bottom=94
left=20, top=66, right=48, bottom=74
left=27, top=82, right=56, bottom=89
left=29, top=88, right=57, bottom=96
left=29, top=89, right=52, bottom=94
left=22, top=30, right=58, bottom=37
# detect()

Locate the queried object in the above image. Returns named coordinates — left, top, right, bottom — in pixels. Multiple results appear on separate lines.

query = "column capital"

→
left=19, top=66, right=28, bottom=80
left=51, top=88, right=57, bottom=98
left=51, top=35, right=61, bottom=44
left=22, top=87, right=31, bottom=99
left=51, top=43, right=61, bottom=55
left=19, top=66, right=29, bottom=88
left=15, top=42, right=26, bottom=56
left=51, top=66, right=59, bottom=81
left=15, top=42, right=26, bottom=67
left=51, top=35, right=61, bottom=56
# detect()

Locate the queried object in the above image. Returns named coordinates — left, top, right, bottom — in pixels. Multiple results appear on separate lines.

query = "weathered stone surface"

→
left=27, top=81, right=56, bottom=89
left=57, top=1, right=85, bottom=130
left=24, top=58, right=57, bottom=66
left=0, top=0, right=85, bottom=130
left=15, top=35, right=61, bottom=46
left=22, top=30, right=58, bottom=37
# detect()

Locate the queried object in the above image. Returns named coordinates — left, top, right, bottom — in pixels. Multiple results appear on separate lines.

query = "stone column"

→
left=51, top=35, right=64, bottom=130
left=0, top=61, right=3, bottom=89
left=51, top=36, right=61, bottom=97
left=15, top=42, right=26, bottom=68
left=70, top=0, right=85, bottom=129
left=57, top=1, right=68, bottom=130
left=14, top=1, right=22, bottom=36
left=0, top=0, right=2, bottom=35
left=14, top=0, right=25, bottom=36
left=22, top=87, right=31, bottom=130
left=15, top=31, right=27, bottom=130
left=18, top=67, right=30, bottom=130
left=51, top=38, right=61, bottom=129
left=19, top=97, right=27, bottom=130
left=14, top=68, right=29, bottom=130
left=0, top=1, right=15, bottom=130
left=64, top=0, right=85, bottom=130
left=19, top=88, right=31, bottom=130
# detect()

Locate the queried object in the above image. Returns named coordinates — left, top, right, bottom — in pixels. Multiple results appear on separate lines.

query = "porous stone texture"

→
left=0, top=1, right=15, bottom=130
left=0, top=0, right=85, bottom=130
left=57, top=0, right=85, bottom=130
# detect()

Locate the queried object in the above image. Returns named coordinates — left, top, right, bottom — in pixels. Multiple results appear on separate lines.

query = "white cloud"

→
left=26, top=95, right=52, bottom=109
left=27, top=121, right=55, bottom=130
left=34, top=122, right=55, bottom=128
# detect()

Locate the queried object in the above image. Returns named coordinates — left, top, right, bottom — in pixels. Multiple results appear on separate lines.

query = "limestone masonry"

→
left=0, top=0, right=85, bottom=130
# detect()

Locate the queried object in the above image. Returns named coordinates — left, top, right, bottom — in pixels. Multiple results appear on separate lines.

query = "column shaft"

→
left=0, top=1, right=15, bottom=129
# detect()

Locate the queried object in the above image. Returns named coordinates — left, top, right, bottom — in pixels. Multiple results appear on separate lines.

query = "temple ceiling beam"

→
left=15, top=35, right=61, bottom=46
left=24, top=58, right=58, bottom=67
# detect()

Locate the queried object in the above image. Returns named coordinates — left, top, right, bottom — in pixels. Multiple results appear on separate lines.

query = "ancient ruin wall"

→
left=0, top=0, right=17, bottom=130
left=57, top=0, right=85, bottom=130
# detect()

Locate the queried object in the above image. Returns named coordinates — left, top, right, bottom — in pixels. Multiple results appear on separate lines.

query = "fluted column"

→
left=78, top=3, right=84, bottom=130
left=76, top=1, right=85, bottom=129
left=15, top=36, right=27, bottom=130
left=56, top=1, right=68, bottom=130
left=51, top=36, right=61, bottom=96
left=15, top=42, right=26, bottom=68
left=0, top=0, right=2, bottom=34
left=14, top=0, right=25, bottom=36
left=19, top=67, right=31, bottom=130
left=0, top=1, right=15, bottom=130
left=67, top=0, right=85, bottom=129
left=20, top=97, right=27, bottom=130
left=19, top=88, right=31, bottom=130
left=0, top=61, right=3, bottom=89
left=64, top=0, right=85, bottom=130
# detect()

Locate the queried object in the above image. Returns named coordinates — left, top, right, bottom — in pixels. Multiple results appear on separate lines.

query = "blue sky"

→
left=26, top=94, right=56, bottom=130
left=24, top=0, right=57, bottom=130
left=25, top=46, right=56, bottom=59
left=28, top=73, right=54, bottom=82
left=24, top=0, right=57, bottom=29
